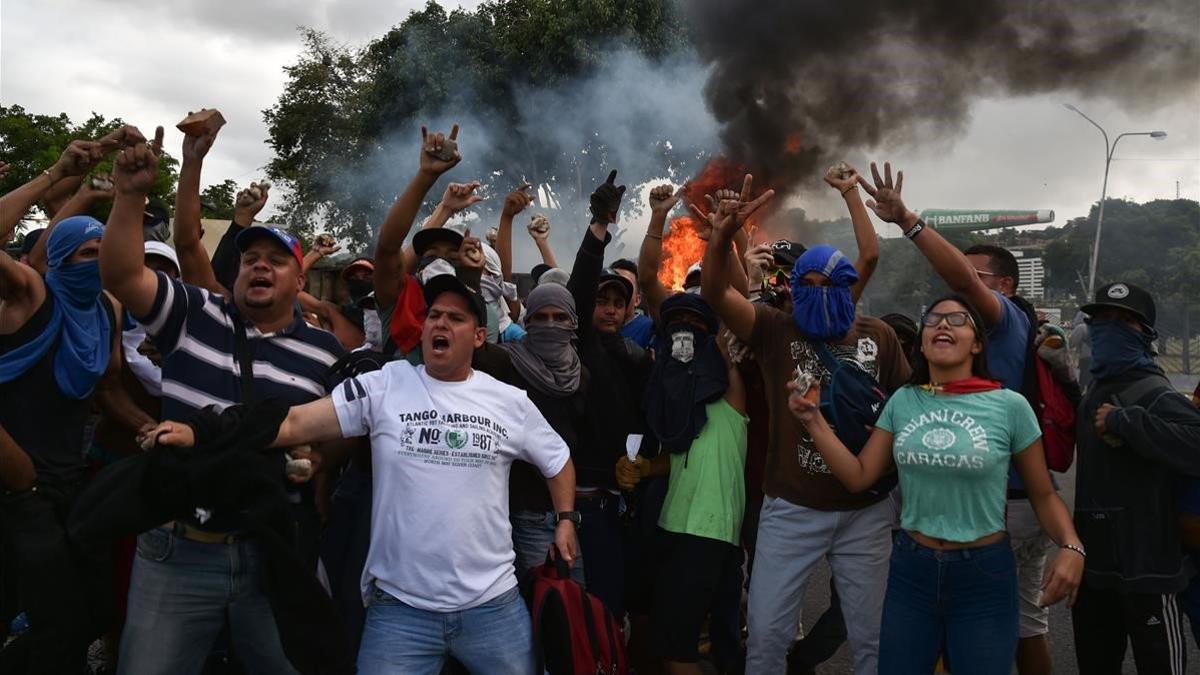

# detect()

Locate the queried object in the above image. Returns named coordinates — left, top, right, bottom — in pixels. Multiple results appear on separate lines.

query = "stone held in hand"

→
left=528, top=213, right=550, bottom=234
left=91, top=176, right=114, bottom=191
left=316, top=233, right=336, bottom=249
left=793, top=367, right=820, bottom=404
left=826, top=161, right=853, bottom=180
left=176, top=108, right=227, bottom=136
left=464, top=245, right=484, bottom=264
left=426, top=137, right=458, bottom=163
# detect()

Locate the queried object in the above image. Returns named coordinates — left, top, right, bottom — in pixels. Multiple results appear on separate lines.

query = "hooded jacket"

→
left=1074, top=366, right=1200, bottom=593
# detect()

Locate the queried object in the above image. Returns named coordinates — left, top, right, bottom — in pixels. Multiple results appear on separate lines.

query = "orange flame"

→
left=784, top=132, right=803, bottom=155
left=658, top=216, right=708, bottom=291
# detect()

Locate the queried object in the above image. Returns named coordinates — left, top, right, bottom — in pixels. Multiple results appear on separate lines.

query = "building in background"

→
left=1011, top=248, right=1045, bottom=302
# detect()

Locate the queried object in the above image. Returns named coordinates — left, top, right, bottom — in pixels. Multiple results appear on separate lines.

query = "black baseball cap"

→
left=598, top=268, right=634, bottom=301
left=413, top=228, right=464, bottom=258
left=423, top=273, right=487, bottom=326
left=1082, top=281, right=1157, bottom=328
left=19, top=228, right=46, bottom=256
left=530, top=263, right=552, bottom=283
left=771, top=239, right=806, bottom=268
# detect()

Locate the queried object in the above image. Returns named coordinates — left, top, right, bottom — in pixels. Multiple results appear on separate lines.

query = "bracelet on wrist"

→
left=841, top=184, right=858, bottom=196
left=1061, top=543, right=1086, bottom=559
left=903, top=218, right=927, bottom=240
left=645, top=233, right=662, bottom=240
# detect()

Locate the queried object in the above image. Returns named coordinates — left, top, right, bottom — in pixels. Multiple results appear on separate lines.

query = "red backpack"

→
left=530, top=556, right=627, bottom=675
left=1034, top=356, right=1076, bottom=472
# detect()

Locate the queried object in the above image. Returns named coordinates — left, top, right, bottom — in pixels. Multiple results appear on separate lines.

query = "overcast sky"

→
left=4, top=0, right=1198, bottom=239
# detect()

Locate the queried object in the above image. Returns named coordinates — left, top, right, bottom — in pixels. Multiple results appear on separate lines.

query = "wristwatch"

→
left=556, top=511, right=582, bottom=527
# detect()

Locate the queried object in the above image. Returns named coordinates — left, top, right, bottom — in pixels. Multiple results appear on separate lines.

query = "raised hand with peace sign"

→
left=419, top=124, right=461, bottom=177
left=589, top=169, right=626, bottom=225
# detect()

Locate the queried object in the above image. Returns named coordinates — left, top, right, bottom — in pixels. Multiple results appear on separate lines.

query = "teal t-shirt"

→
left=658, top=399, right=748, bottom=546
left=875, top=386, right=1041, bottom=543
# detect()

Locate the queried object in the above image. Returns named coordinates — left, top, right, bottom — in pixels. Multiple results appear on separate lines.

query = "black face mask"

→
left=346, top=278, right=373, bottom=301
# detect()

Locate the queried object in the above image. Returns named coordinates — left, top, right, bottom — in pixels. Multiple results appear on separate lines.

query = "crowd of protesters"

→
left=0, top=115, right=1198, bottom=675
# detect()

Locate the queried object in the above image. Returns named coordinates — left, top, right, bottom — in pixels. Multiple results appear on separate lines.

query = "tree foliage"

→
left=200, top=179, right=239, bottom=220
left=0, top=104, right=179, bottom=222
left=263, top=0, right=689, bottom=248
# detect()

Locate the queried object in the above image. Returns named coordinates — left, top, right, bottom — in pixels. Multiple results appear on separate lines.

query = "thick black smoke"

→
left=684, top=0, right=1199, bottom=195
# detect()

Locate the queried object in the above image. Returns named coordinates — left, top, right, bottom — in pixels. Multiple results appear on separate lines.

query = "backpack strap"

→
left=1114, top=372, right=1173, bottom=409
left=808, top=339, right=842, bottom=378
left=230, top=311, right=257, bottom=404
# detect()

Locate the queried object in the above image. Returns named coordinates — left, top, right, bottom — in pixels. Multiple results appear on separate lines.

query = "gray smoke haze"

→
left=330, top=48, right=720, bottom=271
left=685, top=0, right=1200, bottom=197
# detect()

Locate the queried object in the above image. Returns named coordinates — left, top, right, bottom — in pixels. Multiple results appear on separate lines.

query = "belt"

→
left=166, top=521, right=247, bottom=545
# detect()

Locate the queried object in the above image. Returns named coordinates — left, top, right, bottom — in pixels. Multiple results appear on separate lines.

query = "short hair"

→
left=964, top=244, right=1019, bottom=282
left=610, top=258, right=638, bottom=276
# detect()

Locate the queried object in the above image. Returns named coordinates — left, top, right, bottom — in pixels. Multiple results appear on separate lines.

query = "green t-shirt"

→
left=875, top=386, right=1041, bottom=543
left=658, top=399, right=749, bottom=546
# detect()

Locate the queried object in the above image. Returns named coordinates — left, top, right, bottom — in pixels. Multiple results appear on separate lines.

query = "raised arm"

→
left=26, top=178, right=116, bottom=275
left=101, top=127, right=165, bottom=318
left=569, top=170, right=626, bottom=339
left=824, top=164, right=879, bottom=303
left=699, top=176, right=774, bottom=343
left=174, top=122, right=228, bottom=294
left=374, top=124, right=461, bottom=311
left=498, top=183, right=533, bottom=282
left=1, top=140, right=103, bottom=243
left=400, top=179, right=484, bottom=275
left=528, top=214, right=558, bottom=269
left=210, top=182, right=270, bottom=293
left=638, top=184, right=683, bottom=321
left=859, top=162, right=1002, bottom=325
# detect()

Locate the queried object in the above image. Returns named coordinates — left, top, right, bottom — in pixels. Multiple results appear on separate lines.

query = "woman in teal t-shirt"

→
left=787, top=295, right=1084, bottom=675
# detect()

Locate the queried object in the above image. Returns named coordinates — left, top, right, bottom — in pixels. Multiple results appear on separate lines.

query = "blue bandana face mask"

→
left=791, top=284, right=855, bottom=341
left=47, top=259, right=103, bottom=307
left=1088, top=318, right=1156, bottom=380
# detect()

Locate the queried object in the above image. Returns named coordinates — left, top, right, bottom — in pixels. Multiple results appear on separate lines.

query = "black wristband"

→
left=903, top=219, right=927, bottom=240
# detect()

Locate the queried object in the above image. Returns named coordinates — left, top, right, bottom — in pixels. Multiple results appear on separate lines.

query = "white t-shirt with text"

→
left=333, top=361, right=570, bottom=611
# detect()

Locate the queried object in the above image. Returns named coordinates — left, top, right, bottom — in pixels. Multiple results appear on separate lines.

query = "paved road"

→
left=802, top=461, right=1200, bottom=673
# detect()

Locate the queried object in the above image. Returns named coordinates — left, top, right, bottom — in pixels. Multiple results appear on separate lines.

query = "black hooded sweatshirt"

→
left=1074, top=366, right=1200, bottom=594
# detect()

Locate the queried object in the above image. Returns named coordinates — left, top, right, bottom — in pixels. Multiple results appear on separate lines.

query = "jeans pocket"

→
left=135, top=528, right=173, bottom=562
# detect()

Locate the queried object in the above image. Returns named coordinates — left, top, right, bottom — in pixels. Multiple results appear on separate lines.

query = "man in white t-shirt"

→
left=148, top=273, right=579, bottom=674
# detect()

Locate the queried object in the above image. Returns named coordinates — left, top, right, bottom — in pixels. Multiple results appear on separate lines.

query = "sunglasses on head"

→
left=921, top=311, right=974, bottom=328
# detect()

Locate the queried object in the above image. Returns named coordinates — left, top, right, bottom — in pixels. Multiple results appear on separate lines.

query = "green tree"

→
left=200, top=179, right=239, bottom=220
left=263, top=0, right=690, bottom=249
left=0, top=104, right=179, bottom=223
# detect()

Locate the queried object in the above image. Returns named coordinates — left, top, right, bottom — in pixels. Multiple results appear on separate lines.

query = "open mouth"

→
left=249, top=277, right=273, bottom=289
left=931, top=333, right=956, bottom=346
left=430, top=335, right=451, bottom=353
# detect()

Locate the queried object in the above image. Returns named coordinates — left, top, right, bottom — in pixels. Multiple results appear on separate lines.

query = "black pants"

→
left=1071, top=581, right=1187, bottom=675
left=0, top=483, right=107, bottom=675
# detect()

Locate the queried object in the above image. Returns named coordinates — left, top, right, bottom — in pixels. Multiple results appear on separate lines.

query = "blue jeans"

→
left=511, top=509, right=584, bottom=585
left=879, top=530, right=1018, bottom=675
left=357, top=585, right=534, bottom=674
left=118, top=527, right=298, bottom=675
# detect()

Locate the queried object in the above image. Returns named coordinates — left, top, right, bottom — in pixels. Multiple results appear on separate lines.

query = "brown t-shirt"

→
left=749, top=305, right=911, bottom=510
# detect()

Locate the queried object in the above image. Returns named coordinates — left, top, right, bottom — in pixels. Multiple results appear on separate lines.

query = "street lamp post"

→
left=1064, top=104, right=1166, bottom=300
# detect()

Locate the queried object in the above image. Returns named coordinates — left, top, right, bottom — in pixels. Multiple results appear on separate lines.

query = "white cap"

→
left=144, top=240, right=180, bottom=275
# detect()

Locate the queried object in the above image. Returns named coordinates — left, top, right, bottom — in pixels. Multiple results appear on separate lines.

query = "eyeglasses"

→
left=921, top=311, right=974, bottom=328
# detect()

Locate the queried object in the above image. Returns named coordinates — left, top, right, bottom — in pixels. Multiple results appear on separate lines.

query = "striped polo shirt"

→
left=139, top=272, right=345, bottom=421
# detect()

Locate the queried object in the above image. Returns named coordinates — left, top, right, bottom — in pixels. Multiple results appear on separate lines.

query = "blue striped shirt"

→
left=139, top=273, right=345, bottom=421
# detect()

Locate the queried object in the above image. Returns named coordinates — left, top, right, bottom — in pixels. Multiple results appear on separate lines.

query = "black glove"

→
left=589, top=169, right=626, bottom=225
